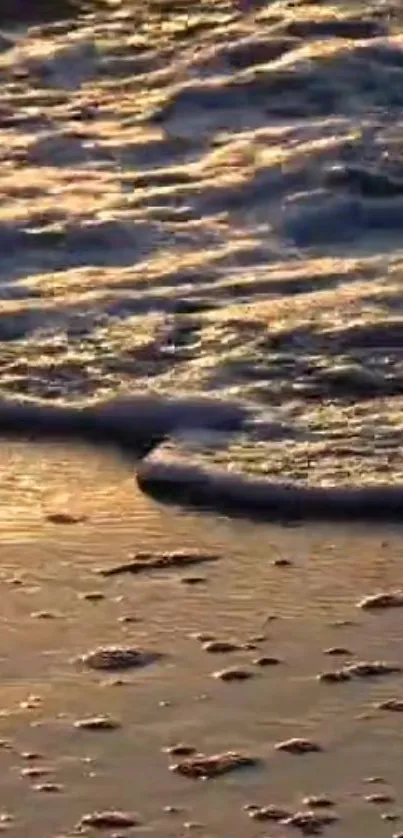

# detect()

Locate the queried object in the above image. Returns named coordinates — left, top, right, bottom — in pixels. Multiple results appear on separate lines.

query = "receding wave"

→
left=1, top=0, right=403, bottom=497
left=137, top=455, right=403, bottom=523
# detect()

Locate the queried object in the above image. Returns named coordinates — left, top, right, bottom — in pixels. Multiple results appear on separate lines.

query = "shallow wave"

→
left=1, top=392, right=403, bottom=522
left=137, top=455, right=403, bottom=522
left=0, top=0, right=403, bottom=487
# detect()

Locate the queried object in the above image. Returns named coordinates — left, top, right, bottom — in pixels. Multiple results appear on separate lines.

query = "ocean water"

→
left=1, top=7, right=403, bottom=837
left=0, top=0, right=403, bottom=485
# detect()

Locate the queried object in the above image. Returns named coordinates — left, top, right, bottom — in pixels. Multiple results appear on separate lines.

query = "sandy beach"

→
left=0, top=440, right=401, bottom=837
left=0, top=0, right=403, bottom=835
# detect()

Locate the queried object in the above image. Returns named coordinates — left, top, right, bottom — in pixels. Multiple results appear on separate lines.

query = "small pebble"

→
left=365, top=794, right=395, bottom=804
left=117, top=616, right=140, bottom=624
left=74, top=716, right=121, bottom=731
left=329, top=619, right=356, bottom=627
left=382, top=813, right=400, bottom=821
left=79, top=592, right=105, bottom=602
left=203, top=640, right=242, bottom=653
left=271, top=558, right=293, bottom=567
left=20, top=767, right=52, bottom=778
left=212, top=667, right=254, bottom=682
left=253, top=656, right=281, bottom=667
left=323, top=647, right=351, bottom=656
left=275, top=738, right=322, bottom=754
left=180, top=577, right=206, bottom=585
left=364, top=777, right=386, bottom=784
left=183, top=822, right=203, bottom=830
left=46, top=512, right=85, bottom=524
left=377, top=699, right=403, bottom=712
left=79, top=811, right=140, bottom=829
left=79, top=646, right=162, bottom=671
left=30, top=611, right=58, bottom=619
left=33, top=783, right=63, bottom=793
left=346, top=661, right=402, bottom=677
left=98, top=551, right=218, bottom=577
left=189, top=632, right=215, bottom=643
left=20, top=696, right=41, bottom=710
left=249, top=805, right=290, bottom=821
left=170, top=751, right=258, bottom=779
left=318, top=670, right=351, bottom=683
left=358, top=592, right=403, bottom=610
left=302, top=796, right=334, bottom=808
left=282, top=810, right=338, bottom=833
left=163, top=744, right=197, bottom=757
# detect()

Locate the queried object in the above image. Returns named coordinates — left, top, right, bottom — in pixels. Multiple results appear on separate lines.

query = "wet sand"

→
left=0, top=440, right=402, bottom=838
left=1, top=1, right=403, bottom=833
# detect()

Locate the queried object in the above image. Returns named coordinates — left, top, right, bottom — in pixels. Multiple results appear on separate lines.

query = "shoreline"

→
left=0, top=438, right=402, bottom=838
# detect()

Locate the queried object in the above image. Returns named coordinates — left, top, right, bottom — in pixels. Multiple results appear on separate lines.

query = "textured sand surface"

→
left=1, top=0, right=403, bottom=485
left=0, top=440, right=402, bottom=838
